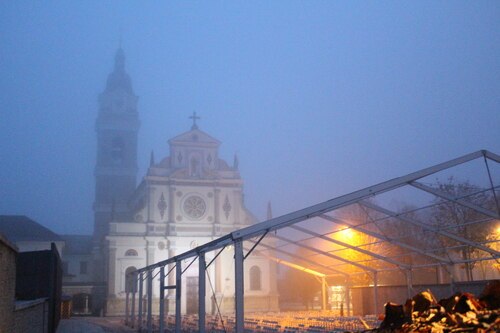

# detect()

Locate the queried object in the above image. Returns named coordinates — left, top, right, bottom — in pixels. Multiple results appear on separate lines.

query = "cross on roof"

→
left=189, top=112, right=200, bottom=130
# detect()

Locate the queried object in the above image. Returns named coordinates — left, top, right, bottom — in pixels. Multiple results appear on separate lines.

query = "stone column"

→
left=214, top=188, right=221, bottom=224
left=147, top=186, right=156, bottom=223
left=146, top=240, right=155, bottom=267
left=108, top=243, right=117, bottom=297
left=168, top=186, right=176, bottom=224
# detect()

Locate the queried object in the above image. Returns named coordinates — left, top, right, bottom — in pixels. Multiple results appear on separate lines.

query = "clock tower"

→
left=94, top=47, right=140, bottom=243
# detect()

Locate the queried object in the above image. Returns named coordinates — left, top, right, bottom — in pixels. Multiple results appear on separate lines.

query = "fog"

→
left=1, top=2, right=499, bottom=235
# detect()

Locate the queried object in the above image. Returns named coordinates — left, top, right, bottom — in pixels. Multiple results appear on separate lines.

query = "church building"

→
left=62, top=48, right=278, bottom=315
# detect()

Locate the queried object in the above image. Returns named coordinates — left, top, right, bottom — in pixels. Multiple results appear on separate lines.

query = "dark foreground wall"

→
left=350, top=280, right=492, bottom=316
left=16, top=243, right=62, bottom=333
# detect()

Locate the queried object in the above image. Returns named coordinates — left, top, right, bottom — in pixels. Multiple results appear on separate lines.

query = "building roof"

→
left=168, top=127, right=221, bottom=146
left=0, top=233, right=18, bottom=252
left=0, top=215, right=62, bottom=243
left=61, top=235, right=93, bottom=255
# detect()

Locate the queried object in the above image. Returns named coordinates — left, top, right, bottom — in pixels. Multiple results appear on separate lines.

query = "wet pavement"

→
left=57, top=317, right=135, bottom=333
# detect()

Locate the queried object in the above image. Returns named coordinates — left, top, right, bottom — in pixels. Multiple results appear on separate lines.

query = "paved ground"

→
left=57, top=317, right=136, bottom=333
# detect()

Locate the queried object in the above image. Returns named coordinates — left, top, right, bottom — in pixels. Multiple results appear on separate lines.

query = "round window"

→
left=183, top=195, right=206, bottom=219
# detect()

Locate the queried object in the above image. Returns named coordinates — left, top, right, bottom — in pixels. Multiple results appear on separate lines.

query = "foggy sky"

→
left=1, top=1, right=499, bottom=235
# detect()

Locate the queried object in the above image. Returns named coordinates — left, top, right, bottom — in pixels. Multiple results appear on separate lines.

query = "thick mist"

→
left=1, top=2, right=499, bottom=235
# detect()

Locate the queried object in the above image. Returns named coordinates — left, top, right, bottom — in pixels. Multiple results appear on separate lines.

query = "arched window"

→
left=125, top=266, right=138, bottom=293
left=125, top=249, right=138, bottom=256
left=249, top=266, right=261, bottom=291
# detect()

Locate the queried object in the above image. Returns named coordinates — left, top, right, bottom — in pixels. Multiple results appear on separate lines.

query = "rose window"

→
left=183, top=196, right=206, bottom=219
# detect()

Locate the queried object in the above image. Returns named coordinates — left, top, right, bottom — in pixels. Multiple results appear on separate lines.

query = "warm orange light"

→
left=338, top=227, right=355, bottom=240
left=272, top=258, right=326, bottom=277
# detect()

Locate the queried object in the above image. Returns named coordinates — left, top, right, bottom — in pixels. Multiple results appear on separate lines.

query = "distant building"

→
left=59, top=48, right=278, bottom=316
left=0, top=215, right=65, bottom=254
left=0, top=234, right=17, bottom=332
left=60, top=235, right=100, bottom=315
left=0, top=230, right=62, bottom=333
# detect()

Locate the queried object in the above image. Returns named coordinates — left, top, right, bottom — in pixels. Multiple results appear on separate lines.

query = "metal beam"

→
left=232, top=150, right=488, bottom=241
left=249, top=240, right=348, bottom=277
left=133, top=150, right=497, bottom=277
left=244, top=231, right=268, bottom=259
left=319, top=214, right=452, bottom=264
left=411, top=181, right=500, bottom=219
left=290, top=225, right=410, bottom=269
left=484, top=150, right=500, bottom=163
left=264, top=255, right=325, bottom=277
left=361, top=201, right=500, bottom=257
left=273, top=234, right=376, bottom=272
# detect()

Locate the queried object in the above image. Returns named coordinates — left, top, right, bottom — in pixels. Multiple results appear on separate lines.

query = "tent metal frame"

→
left=125, top=150, right=500, bottom=333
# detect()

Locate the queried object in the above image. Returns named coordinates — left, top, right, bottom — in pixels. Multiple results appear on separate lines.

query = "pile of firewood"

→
left=374, top=280, right=500, bottom=332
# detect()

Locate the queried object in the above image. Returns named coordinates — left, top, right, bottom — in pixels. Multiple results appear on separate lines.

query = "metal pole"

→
left=199, top=252, right=206, bottom=333
left=373, top=272, right=378, bottom=315
left=147, top=270, right=153, bottom=333
left=160, top=266, right=165, bottom=333
left=175, top=260, right=182, bottom=333
left=449, top=264, right=456, bottom=295
left=406, top=270, right=413, bottom=299
left=345, top=280, right=351, bottom=316
left=125, top=292, right=129, bottom=325
left=138, top=272, right=144, bottom=330
left=234, top=239, right=245, bottom=333
left=321, top=277, right=327, bottom=311
left=131, top=289, right=136, bottom=327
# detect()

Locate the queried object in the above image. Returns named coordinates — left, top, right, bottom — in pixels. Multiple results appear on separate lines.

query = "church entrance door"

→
left=72, top=293, right=92, bottom=315
left=186, top=276, right=199, bottom=314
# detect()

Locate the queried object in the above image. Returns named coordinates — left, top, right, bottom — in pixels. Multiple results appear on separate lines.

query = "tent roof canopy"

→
left=135, top=150, right=500, bottom=282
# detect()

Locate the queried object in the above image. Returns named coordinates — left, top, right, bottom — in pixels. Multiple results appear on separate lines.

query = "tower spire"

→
left=267, top=201, right=273, bottom=220
left=114, top=47, right=125, bottom=71
left=150, top=150, right=155, bottom=167
left=233, top=153, right=239, bottom=170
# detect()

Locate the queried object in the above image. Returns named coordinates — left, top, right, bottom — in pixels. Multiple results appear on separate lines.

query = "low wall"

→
left=14, top=298, right=49, bottom=333
left=350, top=280, right=491, bottom=316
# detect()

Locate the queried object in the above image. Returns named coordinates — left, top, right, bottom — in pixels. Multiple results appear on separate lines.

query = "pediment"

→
left=168, top=128, right=221, bottom=146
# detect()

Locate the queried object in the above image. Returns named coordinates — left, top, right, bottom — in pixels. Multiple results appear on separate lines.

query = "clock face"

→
left=183, top=195, right=206, bottom=219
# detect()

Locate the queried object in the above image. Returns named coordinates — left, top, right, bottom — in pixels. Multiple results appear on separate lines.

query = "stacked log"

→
left=374, top=280, right=500, bottom=332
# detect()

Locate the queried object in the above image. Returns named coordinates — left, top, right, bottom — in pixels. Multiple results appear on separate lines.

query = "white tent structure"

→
left=127, top=150, right=500, bottom=333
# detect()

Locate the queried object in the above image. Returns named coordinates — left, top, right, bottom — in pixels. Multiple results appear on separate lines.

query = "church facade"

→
left=84, top=48, right=278, bottom=315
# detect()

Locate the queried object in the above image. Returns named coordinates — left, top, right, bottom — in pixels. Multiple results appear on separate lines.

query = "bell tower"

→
left=93, top=48, right=140, bottom=242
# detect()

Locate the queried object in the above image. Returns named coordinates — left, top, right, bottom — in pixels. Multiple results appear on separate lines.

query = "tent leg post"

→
left=138, top=272, right=144, bottom=330
left=321, top=277, right=327, bottom=311
left=373, top=272, right=379, bottom=315
left=199, top=252, right=206, bottom=333
left=147, top=270, right=153, bottom=333
left=234, top=240, right=244, bottom=333
left=175, top=261, right=182, bottom=333
left=160, top=266, right=165, bottom=333
left=131, top=290, right=136, bottom=327
left=125, top=292, right=129, bottom=325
